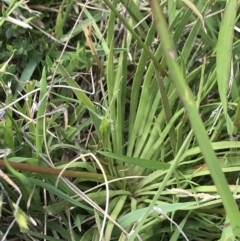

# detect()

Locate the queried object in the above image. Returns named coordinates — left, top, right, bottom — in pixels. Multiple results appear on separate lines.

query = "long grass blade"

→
left=216, top=0, right=238, bottom=123
left=149, top=0, right=240, bottom=236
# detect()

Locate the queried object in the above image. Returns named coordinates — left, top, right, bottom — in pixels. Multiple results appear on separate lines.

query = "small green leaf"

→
left=55, top=6, right=64, bottom=39
left=99, top=117, right=111, bottom=138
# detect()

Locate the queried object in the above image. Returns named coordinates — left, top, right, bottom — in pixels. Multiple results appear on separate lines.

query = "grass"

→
left=0, top=0, right=240, bottom=240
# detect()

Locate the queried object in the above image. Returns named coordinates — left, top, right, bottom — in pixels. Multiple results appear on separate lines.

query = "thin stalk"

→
left=0, top=160, right=114, bottom=181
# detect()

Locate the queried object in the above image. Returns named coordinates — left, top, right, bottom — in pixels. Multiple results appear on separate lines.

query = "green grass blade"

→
left=216, top=0, right=238, bottom=122
left=118, top=201, right=195, bottom=230
left=155, top=67, right=177, bottom=155
left=4, top=88, right=14, bottom=154
left=127, top=128, right=194, bottom=241
left=119, top=0, right=148, bottom=37
left=128, top=23, right=155, bottom=138
left=150, top=0, right=240, bottom=236
left=105, top=195, right=127, bottom=240
left=114, top=41, right=127, bottom=155
left=35, top=67, right=47, bottom=157
left=98, top=151, right=170, bottom=170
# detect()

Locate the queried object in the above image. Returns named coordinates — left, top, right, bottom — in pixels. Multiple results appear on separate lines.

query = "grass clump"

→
left=0, top=1, right=240, bottom=241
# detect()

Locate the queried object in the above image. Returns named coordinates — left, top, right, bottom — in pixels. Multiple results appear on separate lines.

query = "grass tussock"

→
left=0, top=1, right=240, bottom=240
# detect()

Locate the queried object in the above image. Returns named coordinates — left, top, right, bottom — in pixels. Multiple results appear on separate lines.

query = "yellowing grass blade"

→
left=12, top=202, right=29, bottom=231
left=182, top=0, right=206, bottom=33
